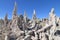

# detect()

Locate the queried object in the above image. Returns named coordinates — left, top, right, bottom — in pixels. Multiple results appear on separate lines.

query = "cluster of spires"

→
left=4, top=2, right=37, bottom=21
left=3, top=2, right=57, bottom=27
left=4, top=2, right=56, bottom=21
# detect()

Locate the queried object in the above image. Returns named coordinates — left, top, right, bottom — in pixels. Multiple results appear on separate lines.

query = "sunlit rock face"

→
left=0, top=2, right=60, bottom=40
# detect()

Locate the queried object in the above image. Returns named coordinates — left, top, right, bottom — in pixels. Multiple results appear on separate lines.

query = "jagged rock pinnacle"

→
left=12, top=1, right=17, bottom=20
left=24, top=11, right=27, bottom=17
left=32, top=9, right=36, bottom=20
left=24, top=11, right=27, bottom=23
left=4, top=13, right=8, bottom=20
left=34, top=9, right=36, bottom=14
left=33, top=9, right=36, bottom=15
left=51, top=8, right=54, bottom=13
left=13, top=1, right=17, bottom=16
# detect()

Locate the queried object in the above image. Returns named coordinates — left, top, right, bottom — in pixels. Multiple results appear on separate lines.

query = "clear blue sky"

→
left=0, top=0, right=60, bottom=19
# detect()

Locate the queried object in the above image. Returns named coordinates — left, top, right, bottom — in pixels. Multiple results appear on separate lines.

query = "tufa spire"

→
left=12, top=1, right=17, bottom=19
left=24, top=11, right=27, bottom=18
left=13, top=1, right=17, bottom=16
left=34, top=9, right=36, bottom=15
left=49, top=8, right=55, bottom=17
left=51, top=8, right=54, bottom=13
left=4, top=13, right=8, bottom=26
left=24, top=11, right=27, bottom=23
left=32, top=9, right=36, bottom=20
left=4, top=13, right=8, bottom=21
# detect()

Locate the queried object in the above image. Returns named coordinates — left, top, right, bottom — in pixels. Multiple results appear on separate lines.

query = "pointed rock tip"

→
left=33, top=9, right=36, bottom=14
left=24, top=10, right=27, bottom=17
left=51, top=8, right=54, bottom=12
left=15, top=1, right=16, bottom=6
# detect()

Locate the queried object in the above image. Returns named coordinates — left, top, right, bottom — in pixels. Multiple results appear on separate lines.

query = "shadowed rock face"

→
left=9, top=37, right=16, bottom=40
left=54, top=30, right=60, bottom=36
left=8, top=35, right=16, bottom=40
